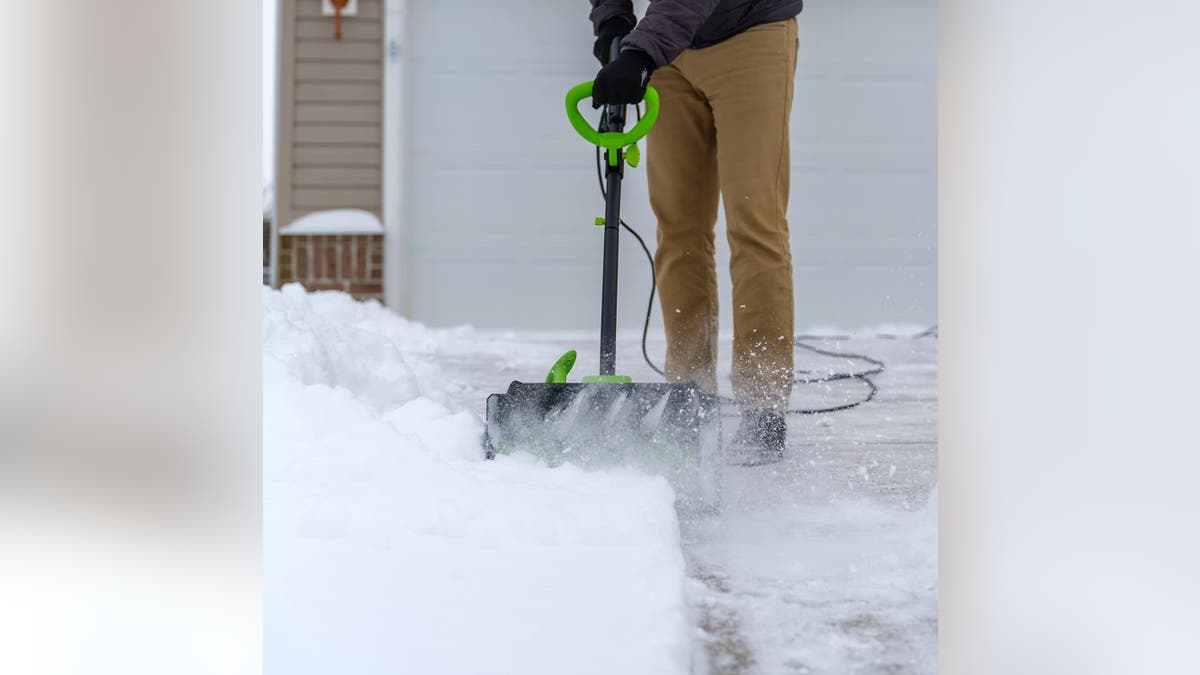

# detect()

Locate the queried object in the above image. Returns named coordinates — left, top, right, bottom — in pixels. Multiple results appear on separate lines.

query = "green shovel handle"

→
left=565, top=82, right=660, bottom=150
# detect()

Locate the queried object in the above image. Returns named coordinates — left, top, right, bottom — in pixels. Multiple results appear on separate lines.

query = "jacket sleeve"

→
left=621, top=0, right=722, bottom=67
left=589, top=1, right=637, bottom=35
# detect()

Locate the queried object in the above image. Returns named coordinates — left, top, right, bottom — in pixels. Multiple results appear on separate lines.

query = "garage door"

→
left=405, top=0, right=936, bottom=330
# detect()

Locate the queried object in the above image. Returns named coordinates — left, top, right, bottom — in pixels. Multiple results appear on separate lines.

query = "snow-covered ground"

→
left=264, top=285, right=937, bottom=674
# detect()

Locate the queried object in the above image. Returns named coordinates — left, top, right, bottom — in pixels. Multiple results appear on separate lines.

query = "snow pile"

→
left=279, top=208, right=383, bottom=235
left=263, top=285, right=691, bottom=675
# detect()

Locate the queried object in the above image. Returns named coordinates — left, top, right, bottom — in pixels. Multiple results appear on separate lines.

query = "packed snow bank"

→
left=263, top=285, right=690, bottom=675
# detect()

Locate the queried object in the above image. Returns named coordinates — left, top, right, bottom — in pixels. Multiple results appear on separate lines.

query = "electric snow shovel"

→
left=482, top=52, right=722, bottom=510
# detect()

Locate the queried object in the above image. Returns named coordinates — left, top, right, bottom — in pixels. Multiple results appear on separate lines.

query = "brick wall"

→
left=277, top=233, right=384, bottom=301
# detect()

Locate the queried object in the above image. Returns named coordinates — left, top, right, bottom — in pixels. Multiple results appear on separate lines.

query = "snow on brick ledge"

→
left=280, top=208, right=383, bottom=235
left=277, top=233, right=384, bottom=302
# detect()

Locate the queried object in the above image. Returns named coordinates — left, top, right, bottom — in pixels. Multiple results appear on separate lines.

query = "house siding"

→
left=276, top=0, right=385, bottom=284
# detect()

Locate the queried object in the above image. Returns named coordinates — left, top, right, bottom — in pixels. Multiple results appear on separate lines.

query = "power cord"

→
left=594, top=106, right=935, bottom=416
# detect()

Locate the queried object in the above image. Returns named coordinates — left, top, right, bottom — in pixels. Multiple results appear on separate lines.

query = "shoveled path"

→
left=451, top=330, right=938, bottom=674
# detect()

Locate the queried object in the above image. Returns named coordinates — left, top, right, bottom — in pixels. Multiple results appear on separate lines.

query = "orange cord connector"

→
left=330, top=0, right=349, bottom=40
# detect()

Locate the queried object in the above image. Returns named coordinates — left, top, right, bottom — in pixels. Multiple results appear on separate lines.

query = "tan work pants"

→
left=647, top=17, right=798, bottom=412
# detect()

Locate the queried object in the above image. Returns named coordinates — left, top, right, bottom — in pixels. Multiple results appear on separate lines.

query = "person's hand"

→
left=592, top=50, right=656, bottom=109
left=593, top=18, right=633, bottom=65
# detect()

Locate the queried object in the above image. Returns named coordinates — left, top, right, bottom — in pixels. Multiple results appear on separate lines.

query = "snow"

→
left=279, top=209, right=383, bottom=235
left=264, top=285, right=938, bottom=674
left=264, top=285, right=691, bottom=675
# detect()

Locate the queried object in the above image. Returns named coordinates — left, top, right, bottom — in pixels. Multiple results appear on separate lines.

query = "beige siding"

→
left=296, top=18, right=383, bottom=40
left=293, top=145, right=383, bottom=166
left=276, top=0, right=385, bottom=270
left=295, top=104, right=382, bottom=124
left=296, top=41, right=382, bottom=61
left=295, top=82, right=382, bottom=103
left=296, top=62, right=382, bottom=82
left=294, top=125, right=380, bottom=144
left=293, top=188, right=382, bottom=210
left=293, top=167, right=382, bottom=186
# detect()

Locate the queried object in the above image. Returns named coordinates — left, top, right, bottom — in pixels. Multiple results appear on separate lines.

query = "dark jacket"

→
left=590, top=0, right=803, bottom=67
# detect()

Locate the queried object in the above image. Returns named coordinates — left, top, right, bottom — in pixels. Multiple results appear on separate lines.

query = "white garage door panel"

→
left=405, top=0, right=936, bottom=330
left=407, top=0, right=605, bottom=316
left=795, top=264, right=936, bottom=321
left=407, top=161, right=620, bottom=253
left=412, top=259, right=596, bottom=329
left=408, top=72, right=585, bottom=146
left=412, top=236, right=658, bottom=330
left=793, top=172, right=934, bottom=236
left=796, top=81, right=933, bottom=146
left=410, top=0, right=592, bottom=57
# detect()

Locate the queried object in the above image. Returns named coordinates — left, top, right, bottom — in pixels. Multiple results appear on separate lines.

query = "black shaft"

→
left=599, top=38, right=627, bottom=376
left=600, top=155, right=622, bottom=375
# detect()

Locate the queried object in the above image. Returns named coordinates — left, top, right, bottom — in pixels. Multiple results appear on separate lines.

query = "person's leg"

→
left=646, top=60, right=721, bottom=393
left=690, top=18, right=798, bottom=414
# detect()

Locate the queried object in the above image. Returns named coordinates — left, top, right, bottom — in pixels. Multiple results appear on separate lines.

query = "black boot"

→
left=727, top=409, right=787, bottom=466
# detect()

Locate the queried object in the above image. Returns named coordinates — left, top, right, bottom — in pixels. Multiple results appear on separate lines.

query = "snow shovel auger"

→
left=482, top=68, right=722, bottom=511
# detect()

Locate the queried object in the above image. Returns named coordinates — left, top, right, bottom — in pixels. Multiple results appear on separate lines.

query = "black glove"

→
left=592, top=50, right=656, bottom=109
left=593, top=17, right=633, bottom=65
